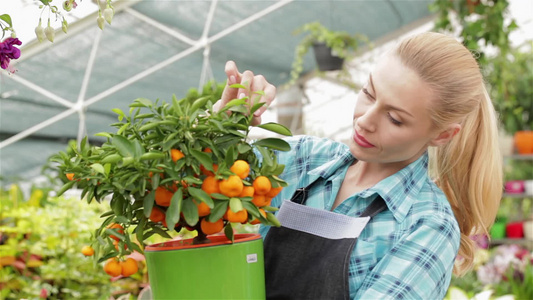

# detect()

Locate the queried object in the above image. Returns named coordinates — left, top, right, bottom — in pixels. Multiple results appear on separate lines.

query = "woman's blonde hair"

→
left=394, top=32, right=503, bottom=276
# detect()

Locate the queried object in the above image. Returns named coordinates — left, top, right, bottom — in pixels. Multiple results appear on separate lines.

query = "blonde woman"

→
left=216, top=32, right=502, bottom=299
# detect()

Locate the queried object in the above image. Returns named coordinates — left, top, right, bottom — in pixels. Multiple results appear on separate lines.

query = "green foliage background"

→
left=431, top=0, right=532, bottom=134
left=0, top=185, right=147, bottom=299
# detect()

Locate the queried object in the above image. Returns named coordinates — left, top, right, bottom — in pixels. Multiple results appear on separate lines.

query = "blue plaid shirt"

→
left=259, top=135, right=460, bottom=300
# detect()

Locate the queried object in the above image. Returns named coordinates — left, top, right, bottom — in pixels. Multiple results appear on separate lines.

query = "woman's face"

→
left=350, top=54, right=439, bottom=165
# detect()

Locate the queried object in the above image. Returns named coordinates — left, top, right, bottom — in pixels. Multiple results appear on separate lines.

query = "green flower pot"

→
left=490, top=222, right=507, bottom=239
left=145, top=233, right=265, bottom=299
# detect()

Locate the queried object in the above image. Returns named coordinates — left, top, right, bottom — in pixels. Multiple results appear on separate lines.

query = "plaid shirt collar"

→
left=308, top=150, right=430, bottom=223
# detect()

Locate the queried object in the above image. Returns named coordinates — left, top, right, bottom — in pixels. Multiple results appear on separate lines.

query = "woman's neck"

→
left=346, top=160, right=408, bottom=189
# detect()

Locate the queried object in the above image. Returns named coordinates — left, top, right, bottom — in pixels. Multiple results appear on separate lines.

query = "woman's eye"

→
left=362, top=88, right=374, bottom=100
left=388, top=113, right=402, bottom=126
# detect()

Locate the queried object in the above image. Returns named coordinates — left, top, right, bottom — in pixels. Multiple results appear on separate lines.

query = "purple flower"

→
left=471, top=234, right=489, bottom=249
left=0, top=37, right=22, bottom=70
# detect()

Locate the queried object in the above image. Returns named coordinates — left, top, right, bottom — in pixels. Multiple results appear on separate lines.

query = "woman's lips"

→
left=353, top=130, right=375, bottom=148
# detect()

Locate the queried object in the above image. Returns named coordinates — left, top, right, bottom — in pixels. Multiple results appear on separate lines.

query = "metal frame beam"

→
left=1, top=0, right=294, bottom=150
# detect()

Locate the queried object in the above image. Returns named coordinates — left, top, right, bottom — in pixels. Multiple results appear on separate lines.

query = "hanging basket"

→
left=312, top=42, right=344, bottom=71
left=144, top=233, right=265, bottom=299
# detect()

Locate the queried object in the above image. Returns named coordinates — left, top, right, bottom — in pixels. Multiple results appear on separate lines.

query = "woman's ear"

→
left=429, top=124, right=461, bottom=147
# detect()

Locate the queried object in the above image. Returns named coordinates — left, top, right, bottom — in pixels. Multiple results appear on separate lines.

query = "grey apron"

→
left=264, top=180, right=387, bottom=300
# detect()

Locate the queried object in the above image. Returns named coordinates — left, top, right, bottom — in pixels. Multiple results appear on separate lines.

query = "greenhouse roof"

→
left=0, top=0, right=434, bottom=182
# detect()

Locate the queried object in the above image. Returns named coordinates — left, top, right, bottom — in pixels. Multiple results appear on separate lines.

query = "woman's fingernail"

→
left=254, top=111, right=261, bottom=117
left=230, top=75, right=236, bottom=85
left=239, top=93, right=246, bottom=99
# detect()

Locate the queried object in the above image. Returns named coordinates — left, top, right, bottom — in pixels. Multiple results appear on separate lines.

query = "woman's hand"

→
left=213, top=60, right=276, bottom=126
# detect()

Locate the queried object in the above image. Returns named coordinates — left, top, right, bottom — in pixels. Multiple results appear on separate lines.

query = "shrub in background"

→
left=0, top=184, right=147, bottom=299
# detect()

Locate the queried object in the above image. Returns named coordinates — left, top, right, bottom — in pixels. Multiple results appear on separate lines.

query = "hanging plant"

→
left=288, top=22, right=370, bottom=88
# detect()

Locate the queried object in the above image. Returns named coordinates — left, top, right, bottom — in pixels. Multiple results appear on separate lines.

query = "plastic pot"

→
left=144, top=233, right=265, bottom=299
left=524, top=220, right=533, bottom=241
left=505, top=180, right=525, bottom=194
left=312, top=43, right=344, bottom=71
left=490, top=222, right=507, bottom=239
left=514, top=131, right=533, bottom=154
left=506, top=222, right=524, bottom=239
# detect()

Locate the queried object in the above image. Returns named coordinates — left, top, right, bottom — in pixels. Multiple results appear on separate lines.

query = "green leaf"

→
left=181, top=198, right=199, bottom=226
left=189, top=96, right=211, bottom=113
left=229, top=197, right=243, bottom=213
left=237, top=143, right=252, bottom=154
left=250, top=102, right=266, bottom=116
left=166, top=189, right=183, bottom=229
left=209, top=119, right=225, bottom=131
left=224, top=98, right=246, bottom=109
left=271, top=175, right=288, bottom=187
left=150, top=227, right=172, bottom=239
left=242, top=201, right=261, bottom=218
left=138, top=122, right=160, bottom=132
left=172, top=95, right=184, bottom=116
left=0, top=14, right=13, bottom=27
left=121, top=157, right=134, bottom=167
left=56, top=181, right=76, bottom=197
left=101, top=153, right=122, bottom=164
left=140, top=151, right=165, bottom=161
left=80, top=136, right=88, bottom=153
left=143, top=191, right=155, bottom=218
left=132, top=98, right=153, bottom=108
left=90, top=163, right=105, bottom=175
left=134, top=113, right=155, bottom=120
left=190, top=149, right=213, bottom=171
left=151, top=173, right=161, bottom=188
left=158, top=120, right=178, bottom=126
left=112, top=108, right=125, bottom=121
left=94, top=132, right=112, bottom=139
left=254, top=138, right=291, bottom=151
left=114, top=216, right=129, bottom=224
left=257, top=123, right=292, bottom=136
left=188, top=187, right=214, bottom=208
left=105, top=228, right=125, bottom=241
left=225, top=145, right=236, bottom=167
left=112, top=135, right=135, bottom=157
left=100, top=210, right=115, bottom=218
left=229, top=83, right=247, bottom=89
left=117, top=123, right=129, bottom=135
left=136, top=217, right=147, bottom=242
left=273, top=164, right=286, bottom=176
left=211, top=193, right=229, bottom=200
left=132, top=139, right=144, bottom=158
left=256, top=145, right=273, bottom=167
left=266, top=212, right=281, bottom=227
left=208, top=200, right=228, bottom=222
left=97, top=251, right=119, bottom=264
left=262, top=206, right=279, bottom=212
left=224, top=223, right=234, bottom=243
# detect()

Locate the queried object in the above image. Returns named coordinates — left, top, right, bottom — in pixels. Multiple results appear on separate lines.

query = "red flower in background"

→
left=39, top=288, right=48, bottom=298
left=0, top=37, right=22, bottom=70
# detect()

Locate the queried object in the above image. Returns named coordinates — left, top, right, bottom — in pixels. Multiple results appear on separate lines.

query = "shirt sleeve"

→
left=353, top=214, right=460, bottom=300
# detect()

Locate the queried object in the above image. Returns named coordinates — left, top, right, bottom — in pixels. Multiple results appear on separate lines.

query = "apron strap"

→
left=290, top=178, right=324, bottom=205
left=290, top=178, right=388, bottom=218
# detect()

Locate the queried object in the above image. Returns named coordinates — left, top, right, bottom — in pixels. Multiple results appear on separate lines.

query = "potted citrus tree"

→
left=289, top=21, right=369, bottom=87
left=51, top=81, right=291, bottom=298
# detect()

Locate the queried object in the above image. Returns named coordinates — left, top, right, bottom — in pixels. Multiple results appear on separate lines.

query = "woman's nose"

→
left=355, top=105, right=377, bottom=133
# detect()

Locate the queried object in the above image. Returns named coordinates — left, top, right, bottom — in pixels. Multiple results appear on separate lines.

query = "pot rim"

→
left=145, top=233, right=261, bottom=252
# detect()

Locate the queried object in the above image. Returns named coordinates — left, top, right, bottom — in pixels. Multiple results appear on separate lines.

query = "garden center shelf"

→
left=504, top=154, right=533, bottom=160
left=490, top=238, right=533, bottom=249
left=503, top=193, right=532, bottom=198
